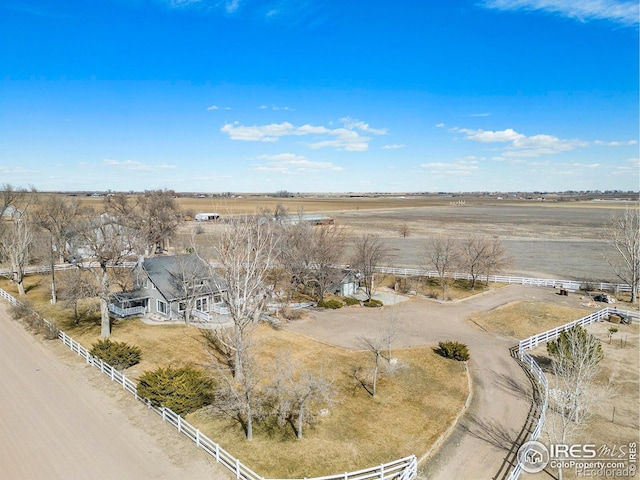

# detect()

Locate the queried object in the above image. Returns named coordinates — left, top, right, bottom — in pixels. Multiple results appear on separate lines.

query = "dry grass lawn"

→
left=0, top=275, right=468, bottom=478
left=526, top=322, right=639, bottom=480
left=468, top=301, right=591, bottom=339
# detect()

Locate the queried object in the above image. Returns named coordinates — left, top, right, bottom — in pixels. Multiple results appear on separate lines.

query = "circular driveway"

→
left=284, top=285, right=575, bottom=479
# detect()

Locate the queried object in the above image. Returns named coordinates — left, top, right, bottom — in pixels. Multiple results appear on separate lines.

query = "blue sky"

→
left=1, top=0, right=638, bottom=193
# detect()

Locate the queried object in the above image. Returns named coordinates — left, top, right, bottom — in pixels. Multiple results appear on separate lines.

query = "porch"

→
left=109, top=291, right=149, bottom=318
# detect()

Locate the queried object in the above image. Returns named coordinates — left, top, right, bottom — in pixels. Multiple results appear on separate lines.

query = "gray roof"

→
left=143, top=254, right=225, bottom=302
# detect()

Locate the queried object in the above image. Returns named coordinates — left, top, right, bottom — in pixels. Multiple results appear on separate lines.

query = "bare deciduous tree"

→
left=310, top=225, right=346, bottom=301
left=57, top=268, right=99, bottom=324
left=279, top=220, right=316, bottom=299
left=546, top=326, right=606, bottom=480
left=134, top=190, right=183, bottom=254
left=356, top=314, right=399, bottom=397
left=0, top=185, right=37, bottom=296
left=210, top=339, right=265, bottom=441
left=271, top=353, right=335, bottom=439
left=606, top=207, right=640, bottom=303
left=32, top=194, right=84, bottom=303
left=0, top=211, right=34, bottom=296
left=424, top=236, right=458, bottom=300
left=209, top=215, right=279, bottom=380
left=459, top=235, right=511, bottom=290
left=350, top=234, right=389, bottom=301
left=482, top=236, right=511, bottom=286
left=68, top=207, right=139, bottom=338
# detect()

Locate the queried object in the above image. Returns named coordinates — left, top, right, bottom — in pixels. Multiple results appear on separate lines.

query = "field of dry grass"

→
left=467, top=301, right=592, bottom=339
left=0, top=275, right=467, bottom=478
left=526, top=321, right=639, bottom=480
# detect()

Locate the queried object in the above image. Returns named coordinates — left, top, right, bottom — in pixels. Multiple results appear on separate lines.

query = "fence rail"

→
left=374, top=266, right=636, bottom=293
left=506, top=306, right=637, bottom=480
left=0, top=286, right=417, bottom=480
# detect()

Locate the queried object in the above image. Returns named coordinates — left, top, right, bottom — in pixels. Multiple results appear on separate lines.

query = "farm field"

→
left=171, top=196, right=637, bottom=283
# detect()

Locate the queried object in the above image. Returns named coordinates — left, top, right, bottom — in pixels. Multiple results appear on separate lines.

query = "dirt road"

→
left=0, top=304, right=228, bottom=480
left=284, top=285, right=585, bottom=480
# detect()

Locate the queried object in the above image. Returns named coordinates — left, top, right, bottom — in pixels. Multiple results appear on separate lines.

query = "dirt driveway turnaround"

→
left=284, top=285, right=582, bottom=480
left=0, top=304, right=229, bottom=480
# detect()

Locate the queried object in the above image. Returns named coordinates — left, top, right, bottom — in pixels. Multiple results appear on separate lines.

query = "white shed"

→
left=195, top=212, right=220, bottom=222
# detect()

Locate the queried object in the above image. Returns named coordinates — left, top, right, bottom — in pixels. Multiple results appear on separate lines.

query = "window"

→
left=157, top=300, right=168, bottom=315
left=195, top=297, right=208, bottom=312
left=178, top=302, right=186, bottom=312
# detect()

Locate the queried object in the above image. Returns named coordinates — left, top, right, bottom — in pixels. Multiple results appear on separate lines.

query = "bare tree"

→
left=546, top=326, right=606, bottom=480
left=57, top=268, right=99, bottom=324
left=208, top=215, right=279, bottom=380
left=210, top=339, right=265, bottom=441
left=311, top=225, right=346, bottom=301
left=482, top=236, right=511, bottom=286
left=356, top=336, right=385, bottom=397
left=271, top=353, right=335, bottom=439
left=356, top=314, right=398, bottom=398
left=459, top=235, right=511, bottom=290
left=68, top=208, right=139, bottom=338
left=424, top=236, right=458, bottom=300
left=278, top=220, right=316, bottom=299
left=458, top=235, right=488, bottom=290
left=134, top=190, right=183, bottom=254
left=169, top=254, right=212, bottom=326
left=32, top=194, right=84, bottom=303
left=0, top=184, right=30, bottom=219
left=0, top=185, right=37, bottom=296
left=606, top=207, right=640, bottom=303
left=350, top=234, right=389, bottom=301
left=398, top=223, right=410, bottom=238
left=0, top=211, right=34, bottom=296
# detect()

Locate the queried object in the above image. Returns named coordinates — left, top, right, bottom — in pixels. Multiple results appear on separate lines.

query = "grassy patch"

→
left=1, top=275, right=468, bottom=478
left=189, top=328, right=467, bottom=477
left=468, top=301, right=591, bottom=339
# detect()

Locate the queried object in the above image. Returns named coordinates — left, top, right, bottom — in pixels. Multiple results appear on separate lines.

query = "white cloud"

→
left=382, top=144, right=406, bottom=150
left=103, top=159, right=176, bottom=171
left=421, top=157, right=479, bottom=175
left=436, top=123, right=446, bottom=128
left=254, top=153, right=344, bottom=174
left=452, top=126, right=589, bottom=158
left=220, top=122, right=298, bottom=142
left=453, top=127, right=525, bottom=143
left=258, top=105, right=295, bottom=111
left=221, top=118, right=386, bottom=151
left=610, top=158, right=640, bottom=175
left=481, top=0, right=639, bottom=26
left=470, top=113, right=491, bottom=117
left=225, top=0, right=241, bottom=13
left=340, top=117, right=388, bottom=135
left=593, top=139, right=638, bottom=146
left=206, top=105, right=219, bottom=111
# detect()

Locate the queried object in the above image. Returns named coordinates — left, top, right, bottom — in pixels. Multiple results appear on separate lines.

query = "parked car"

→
left=593, top=293, right=615, bottom=303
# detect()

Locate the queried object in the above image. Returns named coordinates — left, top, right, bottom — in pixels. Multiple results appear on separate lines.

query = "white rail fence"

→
left=506, top=307, right=638, bottom=480
left=0, top=286, right=417, bottom=480
left=375, top=266, right=636, bottom=294
left=1, top=261, right=636, bottom=296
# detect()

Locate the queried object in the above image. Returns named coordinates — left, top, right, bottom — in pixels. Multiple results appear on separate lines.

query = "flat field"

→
left=172, top=196, right=637, bottom=283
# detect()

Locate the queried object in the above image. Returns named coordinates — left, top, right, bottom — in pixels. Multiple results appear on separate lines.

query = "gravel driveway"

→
left=284, top=285, right=583, bottom=479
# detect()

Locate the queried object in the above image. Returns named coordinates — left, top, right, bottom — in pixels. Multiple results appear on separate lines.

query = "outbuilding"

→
left=195, top=212, right=220, bottom=222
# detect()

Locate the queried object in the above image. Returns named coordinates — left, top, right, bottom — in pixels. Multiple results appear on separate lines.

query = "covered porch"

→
left=109, top=290, right=149, bottom=318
